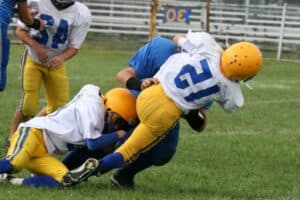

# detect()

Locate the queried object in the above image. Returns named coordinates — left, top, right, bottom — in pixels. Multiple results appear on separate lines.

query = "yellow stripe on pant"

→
left=116, top=84, right=182, bottom=163
left=6, top=127, right=68, bottom=181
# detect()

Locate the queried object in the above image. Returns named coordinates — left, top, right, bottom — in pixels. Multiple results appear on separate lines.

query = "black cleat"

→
left=110, top=169, right=134, bottom=188
left=62, top=158, right=99, bottom=186
left=0, top=173, right=15, bottom=182
left=0, top=173, right=23, bottom=185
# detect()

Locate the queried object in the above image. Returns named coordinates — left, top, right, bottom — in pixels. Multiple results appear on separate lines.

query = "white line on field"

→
left=247, top=99, right=300, bottom=104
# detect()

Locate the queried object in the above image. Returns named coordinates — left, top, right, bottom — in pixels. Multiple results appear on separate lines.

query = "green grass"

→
left=0, top=43, right=299, bottom=200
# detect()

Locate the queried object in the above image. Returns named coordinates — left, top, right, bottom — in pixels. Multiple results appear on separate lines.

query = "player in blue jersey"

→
left=0, top=0, right=44, bottom=91
left=62, top=36, right=208, bottom=188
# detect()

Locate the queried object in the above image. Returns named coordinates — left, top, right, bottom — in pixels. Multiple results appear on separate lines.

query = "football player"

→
left=62, top=35, right=209, bottom=188
left=74, top=31, right=263, bottom=184
left=0, top=0, right=44, bottom=91
left=0, top=84, right=137, bottom=187
left=8, top=0, right=92, bottom=143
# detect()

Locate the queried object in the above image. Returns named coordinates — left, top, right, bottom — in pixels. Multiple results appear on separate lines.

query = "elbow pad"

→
left=125, top=77, right=142, bottom=91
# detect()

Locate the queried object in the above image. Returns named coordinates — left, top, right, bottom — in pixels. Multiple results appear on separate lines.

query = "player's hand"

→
left=38, top=19, right=46, bottom=31
left=117, top=130, right=126, bottom=139
left=141, top=78, right=159, bottom=90
left=35, top=45, right=47, bottom=64
left=47, top=55, right=65, bottom=70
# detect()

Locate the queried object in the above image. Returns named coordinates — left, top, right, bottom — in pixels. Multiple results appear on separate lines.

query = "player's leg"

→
left=111, top=124, right=179, bottom=187
left=24, top=156, right=68, bottom=187
left=9, top=54, right=43, bottom=137
left=62, top=147, right=106, bottom=170
left=44, top=64, right=69, bottom=114
left=0, top=127, right=42, bottom=175
left=0, top=24, right=10, bottom=91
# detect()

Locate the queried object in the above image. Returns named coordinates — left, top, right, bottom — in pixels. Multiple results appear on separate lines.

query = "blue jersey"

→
left=128, top=36, right=176, bottom=97
left=0, top=0, right=20, bottom=25
left=129, top=36, right=177, bottom=80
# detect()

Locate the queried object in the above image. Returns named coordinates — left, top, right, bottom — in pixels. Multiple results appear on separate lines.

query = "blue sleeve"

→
left=129, top=36, right=176, bottom=79
left=85, top=132, right=119, bottom=151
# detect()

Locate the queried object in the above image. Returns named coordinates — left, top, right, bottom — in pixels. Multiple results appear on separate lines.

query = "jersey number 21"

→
left=174, top=59, right=220, bottom=102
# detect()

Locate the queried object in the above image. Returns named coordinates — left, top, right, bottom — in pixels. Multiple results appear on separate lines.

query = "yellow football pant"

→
left=19, top=52, right=69, bottom=116
left=116, top=84, right=182, bottom=163
left=6, top=127, right=68, bottom=181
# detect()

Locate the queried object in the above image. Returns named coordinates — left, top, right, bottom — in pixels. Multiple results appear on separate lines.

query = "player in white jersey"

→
left=0, top=84, right=137, bottom=187
left=156, top=32, right=244, bottom=113
left=71, top=31, right=263, bottom=183
left=8, top=0, right=92, bottom=142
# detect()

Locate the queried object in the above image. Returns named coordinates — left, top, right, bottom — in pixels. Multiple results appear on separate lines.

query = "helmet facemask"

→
left=103, top=110, right=137, bottom=133
left=103, top=88, right=138, bottom=133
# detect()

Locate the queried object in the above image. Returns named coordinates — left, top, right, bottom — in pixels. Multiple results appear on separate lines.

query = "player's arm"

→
left=85, top=130, right=126, bottom=151
left=15, top=27, right=47, bottom=63
left=17, top=0, right=44, bottom=30
left=116, top=67, right=143, bottom=91
left=47, top=48, right=78, bottom=69
left=173, top=35, right=198, bottom=54
left=183, top=108, right=206, bottom=132
left=117, top=68, right=159, bottom=90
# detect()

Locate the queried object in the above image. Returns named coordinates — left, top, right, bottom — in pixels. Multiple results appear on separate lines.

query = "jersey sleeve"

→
left=219, top=81, right=244, bottom=112
left=179, top=31, right=223, bottom=55
left=69, top=3, right=92, bottom=49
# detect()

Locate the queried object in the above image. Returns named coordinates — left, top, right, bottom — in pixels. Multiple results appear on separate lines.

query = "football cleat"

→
left=4, top=137, right=10, bottom=149
left=0, top=173, right=10, bottom=182
left=110, top=169, right=134, bottom=188
left=0, top=173, right=23, bottom=185
left=61, top=158, right=99, bottom=186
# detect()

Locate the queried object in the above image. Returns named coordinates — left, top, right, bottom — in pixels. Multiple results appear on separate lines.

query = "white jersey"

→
left=19, top=84, right=105, bottom=154
left=154, top=32, right=244, bottom=114
left=17, top=0, right=91, bottom=65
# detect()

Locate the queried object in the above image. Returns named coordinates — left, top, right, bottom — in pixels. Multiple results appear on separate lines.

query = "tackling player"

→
left=8, top=0, right=92, bottom=143
left=0, top=84, right=137, bottom=187
left=0, top=0, right=44, bottom=91
left=75, top=31, right=263, bottom=184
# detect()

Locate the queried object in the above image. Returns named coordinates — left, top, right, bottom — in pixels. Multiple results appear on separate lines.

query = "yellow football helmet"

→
left=104, top=88, right=137, bottom=123
left=221, top=42, right=263, bottom=81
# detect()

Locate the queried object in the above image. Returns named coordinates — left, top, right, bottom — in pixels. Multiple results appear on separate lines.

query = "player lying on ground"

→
left=70, top=31, right=263, bottom=185
left=0, top=84, right=137, bottom=187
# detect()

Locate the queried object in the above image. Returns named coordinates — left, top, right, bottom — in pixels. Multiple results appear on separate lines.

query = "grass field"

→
left=0, top=43, right=299, bottom=200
